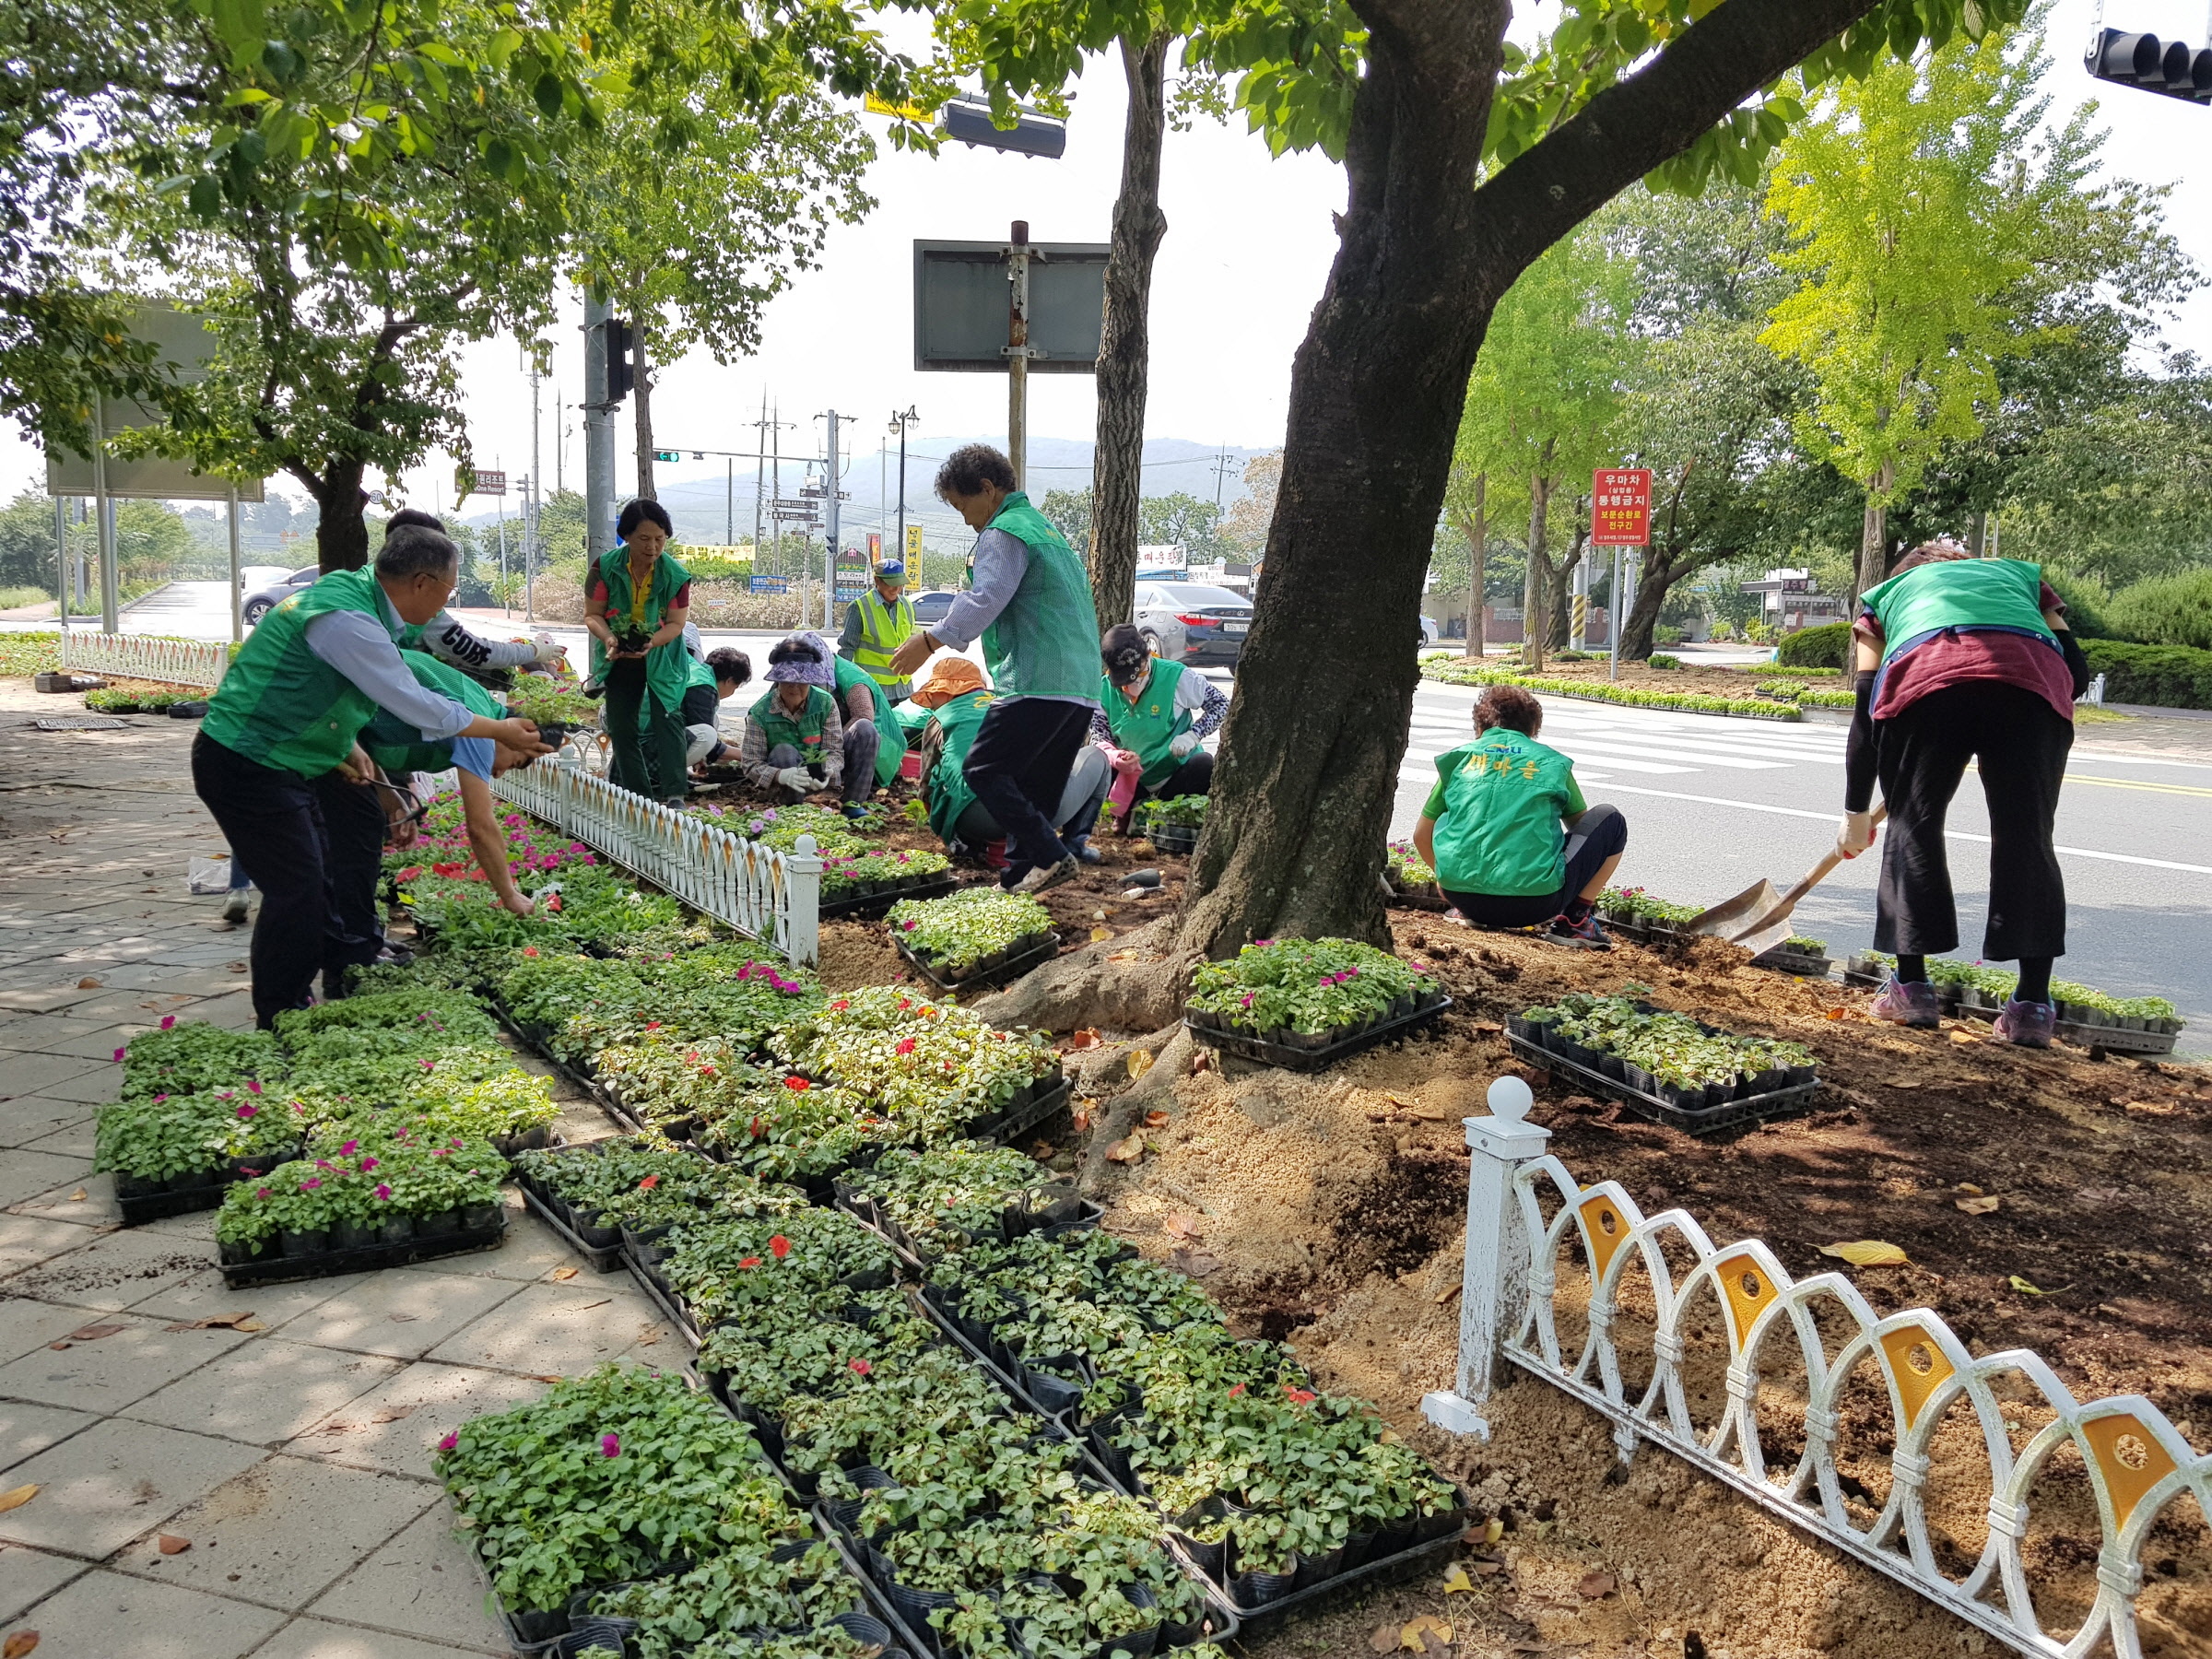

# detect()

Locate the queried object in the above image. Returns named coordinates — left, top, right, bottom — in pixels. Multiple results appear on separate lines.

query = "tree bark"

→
left=306, top=457, right=370, bottom=573
left=1621, top=547, right=1680, bottom=660
left=1088, top=33, right=1171, bottom=629
left=1177, top=0, right=1900, bottom=959
left=1522, top=466, right=1552, bottom=674
left=1456, top=471, right=1486, bottom=657
left=1854, top=460, right=1891, bottom=604
left=633, top=320, right=657, bottom=502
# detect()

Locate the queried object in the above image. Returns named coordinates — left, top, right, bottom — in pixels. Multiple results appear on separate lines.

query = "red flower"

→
left=1285, top=1386, right=1317, bottom=1404
left=638, top=1175, right=660, bottom=1190
left=830, top=1000, right=850, bottom=1011
left=737, top=1255, right=763, bottom=1270
left=748, top=1116, right=764, bottom=1139
left=769, top=1234, right=791, bottom=1258
left=523, top=946, right=540, bottom=959
left=1228, top=1383, right=1246, bottom=1397
left=848, top=1358, right=873, bottom=1375
left=783, top=1077, right=809, bottom=1092
left=894, top=1037, right=917, bottom=1056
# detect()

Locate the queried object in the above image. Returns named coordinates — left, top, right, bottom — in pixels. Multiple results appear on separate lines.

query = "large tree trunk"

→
left=1456, top=472, right=1486, bottom=657
left=1088, top=33, right=1171, bottom=629
left=633, top=321, right=657, bottom=502
left=1854, top=460, right=1891, bottom=603
left=1621, top=547, right=1680, bottom=660
left=1175, top=0, right=1900, bottom=959
left=1548, top=529, right=1585, bottom=650
left=309, top=457, right=370, bottom=573
left=1522, top=469, right=1552, bottom=673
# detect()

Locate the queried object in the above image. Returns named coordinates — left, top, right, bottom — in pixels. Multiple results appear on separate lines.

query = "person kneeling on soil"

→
left=1092, top=623, right=1227, bottom=833
left=1836, top=540, right=2089, bottom=1047
left=911, top=657, right=1111, bottom=876
left=825, top=630, right=909, bottom=815
left=738, top=636, right=847, bottom=805
left=1413, top=683, right=1627, bottom=949
left=680, top=646, right=752, bottom=771
left=363, top=653, right=547, bottom=918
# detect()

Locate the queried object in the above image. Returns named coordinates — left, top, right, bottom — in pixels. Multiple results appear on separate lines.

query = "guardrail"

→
left=490, top=757, right=822, bottom=966
left=59, top=629, right=230, bottom=688
left=1423, top=1077, right=2208, bottom=1659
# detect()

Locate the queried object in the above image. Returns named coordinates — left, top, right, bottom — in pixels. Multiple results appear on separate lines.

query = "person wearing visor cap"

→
left=1091, top=623, right=1228, bottom=832
left=839, top=557, right=917, bottom=702
left=737, top=634, right=847, bottom=805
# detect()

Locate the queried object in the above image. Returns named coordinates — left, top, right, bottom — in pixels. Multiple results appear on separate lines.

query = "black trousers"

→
left=1443, top=803, right=1630, bottom=928
left=1141, top=749, right=1214, bottom=803
left=604, top=655, right=688, bottom=802
left=192, top=734, right=385, bottom=1028
left=964, top=698, right=1095, bottom=873
left=1873, top=682, right=2071, bottom=960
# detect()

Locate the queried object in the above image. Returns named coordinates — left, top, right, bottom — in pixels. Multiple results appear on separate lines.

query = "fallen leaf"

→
left=67, top=1189, right=86, bottom=1203
left=387, top=1313, right=418, bottom=1324
left=1090, top=926, right=1113, bottom=942
left=1577, top=1571, right=1617, bottom=1598
left=536, top=1375, right=563, bottom=1384
left=66, top=1324, right=125, bottom=1342
left=1067, top=1029, right=1101, bottom=1050
left=1030, top=1141, right=1056, bottom=1159
left=1819, top=1240, right=1910, bottom=1266
left=1370, top=1623, right=1401, bottom=1654
left=1143, top=1109, right=1171, bottom=1129
left=1826, top=1006, right=1848, bottom=1020
left=1125, top=1049, right=1154, bottom=1081
left=1401, top=1614, right=1452, bottom=1653
left=1170, top=1247, right=1220, bottom=1277
left=1889, top=1079, right=1920, bottom=1090
left=1377, top=1429, right=1402, bottom=1443
left=76, top=977, right=101, bottom=989
left=369, top=1405, right=418, bottom=1425
left=1441, top=1566, right=1475, bottom=1594
left=2009, top=1276, right=2052, bottom=1295
left=1107, top=949, right=1137, bottom=963
left=0, top=1486, right=38, bottom=1514
left=549, top=1266, right=580, bottom=1281
left=636, top=1324, right=662, bottom=1345
left=44, top=1343, right=68, bottom=1352
left=1955, top=1182, right=1984, bottom=1195
left=231, top=1317, right=265, bottom=1333
left=1433, top=1282, right=1463, bottom=1304
left=1163, top=1213, right=1206, bottom=1244
left=229, top=962, right=248, bottom=973
left=1955, top=1195, right=2001, bottom=1215
left=1070, top=1102, right=1094, bottom=1133
left=1482, top=1517, right=1506, bottom=1545
left=156, top=1535, right=191, bottom=1555
left=4, top=1632, right=38, bottom=1657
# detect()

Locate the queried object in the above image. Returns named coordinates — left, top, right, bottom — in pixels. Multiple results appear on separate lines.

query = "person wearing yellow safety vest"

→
left=838, top=558, right=916, bottom=702
left=193, top=524, right=548, bottom=1028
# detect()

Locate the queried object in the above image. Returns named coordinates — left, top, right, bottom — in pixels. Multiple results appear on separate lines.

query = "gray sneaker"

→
left=1014, top=858, right=1079, bottom=896
left=222, top=891, right=250, bottom=925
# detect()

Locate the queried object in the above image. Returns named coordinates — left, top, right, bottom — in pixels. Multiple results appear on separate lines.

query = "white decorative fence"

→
left=59, top=629, right=230, bottom=688
left=491, top=758, right=822, bottom=966
left=1424, top=1079, right=2209, bottom=1659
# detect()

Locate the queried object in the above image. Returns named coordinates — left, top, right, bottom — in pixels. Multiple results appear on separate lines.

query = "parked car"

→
left=241, top=565, right=320, bottom=626
left=908, top=590, right=959, bottom=629
left=1419, top=615, right=1439, bottom=646
left=1133, top=582, right=1254, bottom=669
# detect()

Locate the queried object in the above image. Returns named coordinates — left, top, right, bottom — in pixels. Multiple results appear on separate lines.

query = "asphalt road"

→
left=30, top=588, right=2212, bottom=1053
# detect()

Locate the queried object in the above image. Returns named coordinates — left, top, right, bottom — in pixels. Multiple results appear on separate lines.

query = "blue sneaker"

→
left=1062, top=833, right=1103, bottom=865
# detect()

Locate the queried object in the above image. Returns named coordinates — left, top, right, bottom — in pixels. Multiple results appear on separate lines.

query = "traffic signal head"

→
left=2086, top=27, right=2212, bottom=101
left=604, top=317, right=635, bottom=402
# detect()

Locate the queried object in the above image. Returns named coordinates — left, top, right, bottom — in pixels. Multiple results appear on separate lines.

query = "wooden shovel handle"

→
left=1772, top=804, right=1888, bottom=911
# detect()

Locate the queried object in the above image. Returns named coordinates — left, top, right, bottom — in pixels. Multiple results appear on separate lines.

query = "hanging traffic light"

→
left=2085, top=28, right=2212, bottom=102
left=604, top=317, right=635, bottom=402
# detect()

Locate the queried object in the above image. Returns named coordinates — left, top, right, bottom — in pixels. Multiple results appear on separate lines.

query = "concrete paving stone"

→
left=302, top=1502, right=510, bottom=1653
left=2, top=1223, right=214, bottom=1312
left=65, top=962, right=233, bottom=994
left=21, top=1117, right=95, bottom=1160
left=33, top=1019, right=160, bottom=1063
left=31, top=1065, right=124, bottom=1106
left=252, top=1615, right=493, bottom=1659
left=126, top=1338, right=404, bottom=1446
left=65, top=988, right=206, bottom=1024
left=0, top=1310, right=256, bottom=1414
left=132, top=1207, right=219, bottom=1244
left=287, top=1362, right=547, bottom=1479
left=8, top=1564, right=290, bottom=1656
left=0, top=1150, right=94, bottom=1211
left=399, top=1206, right=585, bottom=1285
left=0, top=986, right=106, bottom=1015
left=6, top=1170, right=119, bottom=1227
left=274, top=1272, right=525, bottom=1363
left=424, top=1279, right=665, bottom=1377
left=0, top=1399, right=101, bottom=1476
left=0, top=1212, right=108, bottom=1277
left=0, top=1095, right=94, bottom=1149
left=0, top=1052, right=111, bottom=1099
left=126, top=1452, right=439, bottom=1612
left=0, top=1297, right=119, bottom=1367
left=0, top=1418, right=271, bottom=1559
left=0, top=1540, right=90, bottom=1623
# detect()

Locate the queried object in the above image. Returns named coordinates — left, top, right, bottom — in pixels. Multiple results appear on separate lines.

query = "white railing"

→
left=1424, top=1079, right=2208, bottom=1659
left=491, top=758, right=821, bottom=966
left=59, top=629, right=230, bottom=688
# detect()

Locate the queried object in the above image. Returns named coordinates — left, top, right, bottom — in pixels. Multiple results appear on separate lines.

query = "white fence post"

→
left=1423, top=1076, right=1551, bottom=1440
left=784, top=832, right=822, bottom=968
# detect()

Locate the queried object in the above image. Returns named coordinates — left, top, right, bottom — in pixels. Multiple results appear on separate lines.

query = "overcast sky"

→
left=6, top=0, right=2208, bottom=520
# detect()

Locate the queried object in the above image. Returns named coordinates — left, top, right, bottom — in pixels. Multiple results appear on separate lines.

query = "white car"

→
left=1419, top=615, right=1439, bottom=646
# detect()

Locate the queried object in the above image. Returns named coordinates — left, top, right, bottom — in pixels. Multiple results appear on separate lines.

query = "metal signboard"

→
left=476, top=470, right=508, bottom=497
left=1591, top=468, right=1653, bottom=547
left=913, top=240, right=1108, bottom=373
left=750, top=575, right=790, bottom=594
left=43, top=303, right=264, bottom=501
left=905, top=524, right=924, bottom=560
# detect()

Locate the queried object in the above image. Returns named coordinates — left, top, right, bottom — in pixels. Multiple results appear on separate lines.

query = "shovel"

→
left=1684, top=805, right=1887, bottom=959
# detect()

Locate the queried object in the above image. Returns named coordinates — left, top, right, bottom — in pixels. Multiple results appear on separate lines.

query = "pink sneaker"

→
left=1992, top=997, right=2056, bottom=1048
left=1869, top=975, right=1941, bottom=1028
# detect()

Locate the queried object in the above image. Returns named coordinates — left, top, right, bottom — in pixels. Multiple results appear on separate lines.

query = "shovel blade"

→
left=1729, top=912, right=1798, bottom=959
left=1684, top=880, right=1783, bottom=938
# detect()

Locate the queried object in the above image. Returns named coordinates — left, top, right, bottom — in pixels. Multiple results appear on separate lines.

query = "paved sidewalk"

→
left=0, top=686, right=651, bottom=1657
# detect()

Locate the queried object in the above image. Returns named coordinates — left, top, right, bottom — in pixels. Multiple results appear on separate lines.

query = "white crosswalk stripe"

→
left=1399, top=686, right=1847, bottom=786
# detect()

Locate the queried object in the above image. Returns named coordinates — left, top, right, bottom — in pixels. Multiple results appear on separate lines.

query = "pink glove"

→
left=1106, top=748, right=1144, bottom=818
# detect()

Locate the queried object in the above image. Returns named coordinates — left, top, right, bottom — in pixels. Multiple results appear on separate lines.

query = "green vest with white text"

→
left=832, top=654, right=907, bottom=787
left=1100, top=658, right=1194, bottom=791
left=924, top=689, right=997, bottom=843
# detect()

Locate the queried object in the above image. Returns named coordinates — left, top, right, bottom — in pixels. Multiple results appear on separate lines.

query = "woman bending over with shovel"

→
left=1837, top=541, right=2090, bottom=1046
left=1415, top=684, right=1629, bottom=948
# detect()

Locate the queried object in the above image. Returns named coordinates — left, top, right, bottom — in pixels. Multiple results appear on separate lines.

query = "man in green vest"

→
left=838, top=557, right=916, bottom=702
left=194, top=524, right=547, bottom=1028
left=888, top=444, right=1103, bottom=894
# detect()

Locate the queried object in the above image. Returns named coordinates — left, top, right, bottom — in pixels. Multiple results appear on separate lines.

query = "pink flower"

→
left=849, top=1358, right=873, bottom=1375
left=246, top=1079, right=262, bottom=1095
left=339, top=1139, right=359, bottom=1156
left=374, top=1183, right=393, bottom=1200
left=112, top=1047, right=125, bottom=1062
left=155, top=1093, right=170, bottom=1103
left=159, top=1015, right=176, bottom=1030
left=255, top=1186, right=271, bottom=1198
left=437, top=1430, right=458, bottom=1452
left=236, top=1102, right=258, bottom=1120
left=359, top=1157, right=378, bottom=1172
left=600, top=1433, right=621, bottom=1458
left=300, top=1178, right=322, bottom=1191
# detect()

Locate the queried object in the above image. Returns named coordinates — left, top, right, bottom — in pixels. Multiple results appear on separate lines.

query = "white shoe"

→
left=222, top=892, right=250, bottom=925
left=1014, top=858, right=1079, bottom=896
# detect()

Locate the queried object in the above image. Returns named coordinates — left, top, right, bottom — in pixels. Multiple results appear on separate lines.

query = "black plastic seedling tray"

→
left=1750, top=945, right=1834, bottom=979
left=218, top=1215, right=507, bottom=1287
left=515, top=1183, right=625, bottom=1273
left=114, top=1143, right=306, bottom=1229
left=1144, top=824, right=1199, bottom=856
left=820, top=872, right=961, bottom=921
left=1182, top=993, right=1453, bottom=1073
left=893, top=929, right=1062, bottom=994
left=1839, top=965, right=2184, bottom=1055
left=836, top=1183, right=1103, bottom=1273
left=1504, top=1018, right=1819, bottom=1135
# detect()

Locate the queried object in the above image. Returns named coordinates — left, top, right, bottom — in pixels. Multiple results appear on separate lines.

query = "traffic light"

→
left=604, top=316, right=635, bottom=402
left=653, top=450, right=680, bottom=463
left=2085, top=27, right=2212, bottom=102
left=939, top=94, right=1066, bottom=159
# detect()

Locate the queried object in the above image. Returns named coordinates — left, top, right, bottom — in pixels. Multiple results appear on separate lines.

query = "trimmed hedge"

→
left=1775, top=622, right=1850, bottom=670
left=1418, top=661, right=1803, bottom=720
left=2082, top=641, right=2212, bottom=712
left=2105, top=569, right=2212, bottom=652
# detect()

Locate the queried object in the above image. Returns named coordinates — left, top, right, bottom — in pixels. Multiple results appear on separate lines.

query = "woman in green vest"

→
left=1836, top=542, right=2090, bottom=1046
left=583, top=500, right=692, bottom=805
left=910, top=657, right=1110, bottom=861
left=888, top=443, right=1102, bottom=894
left=1092, top=622, right=1229, bottom=830
left=830, top=644, right=906, bottom=805
left=735, top=635, right=846, bottom=803
left=1413, top=684, right=1628, bottom=948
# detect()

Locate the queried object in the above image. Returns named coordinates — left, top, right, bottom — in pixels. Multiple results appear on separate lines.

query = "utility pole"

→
left=1006, top=220, right=1031, bottom=490
left=820, top=409, right=845, bottom=630
left=725, top=457, right=734, bottom=547
left=753, top=392, right=770, bottom=566
left=1212, top=443, right=1235, bottom=512
left=582, top=293, right=615, bottom=558
left=554, top=383, right=564, bottom=495
left=889, top=406, right=918, bottom=576
left=527, top=356, right=542, bottom=622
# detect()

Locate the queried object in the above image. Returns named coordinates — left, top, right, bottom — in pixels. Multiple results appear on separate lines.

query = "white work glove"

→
left=533, top=640, right=566, bottom=665
left=775, top=766, right=815, bottom=794
left=1169, top=732, right=1200, bottom=759
left=1836, top=810, right=1877, bottom=860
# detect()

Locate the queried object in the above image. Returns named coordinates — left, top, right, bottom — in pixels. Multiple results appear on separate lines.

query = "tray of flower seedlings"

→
left=644, top=1205, right=900, bottom=1352
left=1749, top=935, right=1834, bottom=979
left=1382, top=840, right=1448, bottom=911
left=1507, top=992, right=1820, bottom=1134
left=1594, top=885, right=1702, bottom=947
left=509, top=1138, right=747, bottom=1274
left=888, top=888, right=1062, bottom=994
left=1841, top=954, right=2187, bottom=1055
left=818, top=848, right=960, bottom=921
left=1135, top=794, right=1207, bottom=858
left=96, top=1083, right=313, bottom=1228
left=116, top=1020, right=288, bottom=1102
left=437, top=1363, right=903, bottom=1659
left=834, top=1142, right=1102, bottom=1273
left=213, top=1121, right=511, bottom=1285
left=1181, top=938, right=1451, bottom=1072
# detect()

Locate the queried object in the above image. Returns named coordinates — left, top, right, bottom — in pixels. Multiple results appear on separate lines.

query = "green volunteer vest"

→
left=924, top=689, right=997, bottom=843
left=978, top=494, right=1100, bottom=700
left=1860, top=559, right=2054, bottom=666
left=852, top=587, right=916, bottom=698
left=831, top=654, right=907, bottom=788
left=588, top=547, right=693, bottom=713
left=1430, top=730, right=1581, bottom=897
left=361, top=652, right=504, bottom=774
left=749, top=686, right=836, bottom=767
left=1101, top=658, right=1194, bottom=791
left=203, top=567, right=394, bottom=779
left=643, top=653, right=721, bottom=735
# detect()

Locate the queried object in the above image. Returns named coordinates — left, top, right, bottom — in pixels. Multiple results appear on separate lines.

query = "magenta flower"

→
left=112, top=1047, right=125, bottom=1062
left=236, top=1102, right=258, bottom=1120
left=437, top=1430, right=458, bottom=1452
left=360, top=1157, right=379, bottom=1172
left=600, top=1433, right=621, bottom=1458
left=246, top=1079, right=262, bottom=1095
left=339, top=1139, right=359, bottom=1156
left=255, top=1186, right=271, bottom=1198
left=155, top=1093, right=169, bottom=1103
left=374, top=1183, right=393, bottom=1200
left=159, top=1015, right=176, bottom=1030
left=300, top=1178, right=322, bottom=1191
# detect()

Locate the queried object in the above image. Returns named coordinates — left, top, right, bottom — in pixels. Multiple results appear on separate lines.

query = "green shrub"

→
left=1776, top=621, right=1851, bottom=670
left=2041, top=567, right=2112, bottom=639
left=2105, top=569, right=2212, bottom=652
left=1418, top=659, right=1802, bottom=719
left=2081, top=641, right=2212, bottom=711
left=1647, top=653, right=1680, bottom=669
